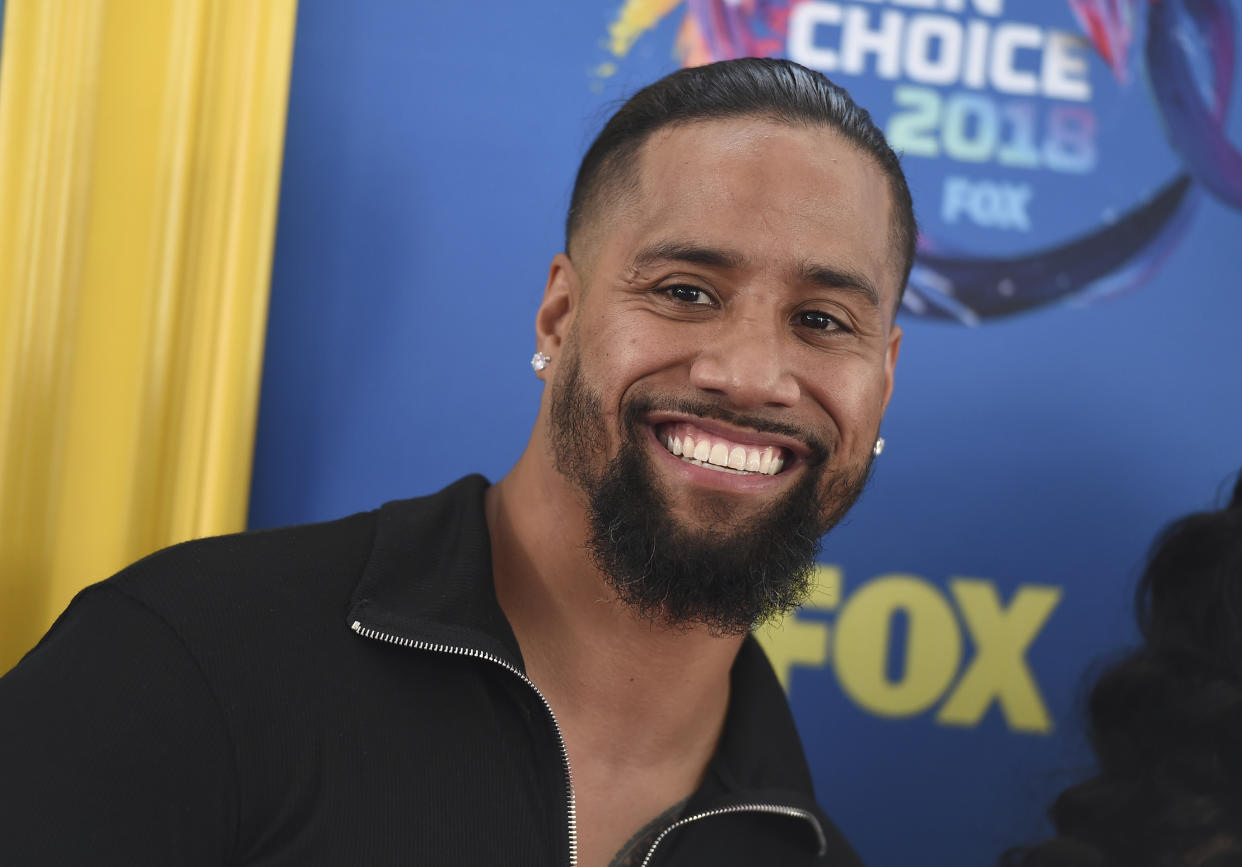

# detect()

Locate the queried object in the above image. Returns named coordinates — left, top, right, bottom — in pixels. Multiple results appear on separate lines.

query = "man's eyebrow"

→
left=627, top=241, right=745, bottom=272
left=798, top=262, right=880, bottom=308
left=626, top=242, right=882, bottom=308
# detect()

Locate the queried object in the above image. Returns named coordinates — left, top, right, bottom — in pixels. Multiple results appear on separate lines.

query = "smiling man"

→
left=493, top=59, right=910, bottom=867
left=0, top=59, right=913, bottom=867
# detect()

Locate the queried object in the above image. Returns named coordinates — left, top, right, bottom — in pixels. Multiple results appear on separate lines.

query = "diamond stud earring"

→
left=530, top=351, right=551, bottom=373
left=872, top=437, right=886, bottom=457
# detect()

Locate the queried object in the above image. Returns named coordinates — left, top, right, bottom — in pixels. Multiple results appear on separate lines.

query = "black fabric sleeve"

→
left=0, top=585, right=237, bottom=866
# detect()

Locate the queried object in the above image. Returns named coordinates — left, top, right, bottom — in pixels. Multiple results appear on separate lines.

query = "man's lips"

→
left=650, top=418, right=798, bottom=477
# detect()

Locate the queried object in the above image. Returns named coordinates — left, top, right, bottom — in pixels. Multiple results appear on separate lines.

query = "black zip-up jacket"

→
left=0, top=475, right=864, bottom=866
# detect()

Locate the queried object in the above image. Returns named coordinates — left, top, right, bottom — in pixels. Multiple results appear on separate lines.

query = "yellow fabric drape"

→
left=0, top=0, right=298, bottom=673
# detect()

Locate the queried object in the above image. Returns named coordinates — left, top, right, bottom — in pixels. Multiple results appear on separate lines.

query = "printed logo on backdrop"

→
left=597, top=0, right=1241, bottom=324
left=755, top=567, right=1062, bottom=735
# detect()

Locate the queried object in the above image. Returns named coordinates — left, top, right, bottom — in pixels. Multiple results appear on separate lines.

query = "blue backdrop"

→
left=250, top=2, right=1242, bottom=864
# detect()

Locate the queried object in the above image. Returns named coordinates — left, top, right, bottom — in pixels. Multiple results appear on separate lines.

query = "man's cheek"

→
left=818, top=390, right=881, bottom=456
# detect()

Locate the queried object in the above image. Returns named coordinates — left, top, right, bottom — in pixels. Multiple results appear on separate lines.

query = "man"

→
left=0, top=58, right=912, bottom=866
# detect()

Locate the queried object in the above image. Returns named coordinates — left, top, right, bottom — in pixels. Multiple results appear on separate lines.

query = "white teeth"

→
left=659, top=429, right=787, bottom=476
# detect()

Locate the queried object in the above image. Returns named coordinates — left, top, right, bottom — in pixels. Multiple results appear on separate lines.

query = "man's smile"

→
left=639, top=411, right=826, bottom=497
left=655, top=421, right=787, bottom=476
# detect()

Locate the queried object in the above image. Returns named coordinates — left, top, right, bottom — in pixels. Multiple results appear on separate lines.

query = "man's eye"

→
left=664, top=285, right=713, bottom=305
left=796, top=310, right=844, bottom=331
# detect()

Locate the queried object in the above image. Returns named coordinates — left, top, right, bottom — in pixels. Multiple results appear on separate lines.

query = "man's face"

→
left=538, top=118, right=903, bottom=633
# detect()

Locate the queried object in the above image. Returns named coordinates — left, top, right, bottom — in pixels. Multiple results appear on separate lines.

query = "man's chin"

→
left=583, top=446, right=835, bottom=634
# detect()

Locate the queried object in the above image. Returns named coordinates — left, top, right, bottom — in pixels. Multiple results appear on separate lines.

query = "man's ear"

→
left=881, top=323, right=902, bottom=413
left=534, top=253, right=580, bottom=371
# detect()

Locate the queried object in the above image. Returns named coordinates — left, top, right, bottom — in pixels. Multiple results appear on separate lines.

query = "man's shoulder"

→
left=107, top=505, right=380, bottom=611
left=100, top=474, right=491, bottom=631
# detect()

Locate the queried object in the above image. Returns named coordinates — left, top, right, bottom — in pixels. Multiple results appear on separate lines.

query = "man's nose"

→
left=687, top=313, right=800, bottom=409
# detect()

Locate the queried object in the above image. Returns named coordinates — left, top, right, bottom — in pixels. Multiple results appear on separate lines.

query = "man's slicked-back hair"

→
left=566, top=57, right=917, bottom=299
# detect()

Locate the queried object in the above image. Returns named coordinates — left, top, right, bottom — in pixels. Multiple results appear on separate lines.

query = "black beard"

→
left=548, top=352, right=871, bottom=635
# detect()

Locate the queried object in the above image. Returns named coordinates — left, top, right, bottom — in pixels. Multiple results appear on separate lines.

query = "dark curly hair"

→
left=1006, top=472, right=1242, bottom=867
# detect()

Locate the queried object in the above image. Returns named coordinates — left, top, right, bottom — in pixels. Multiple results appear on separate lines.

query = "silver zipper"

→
left=351, top=620, right=579, bottom=867
left=639, top=802, right=827, bottom=867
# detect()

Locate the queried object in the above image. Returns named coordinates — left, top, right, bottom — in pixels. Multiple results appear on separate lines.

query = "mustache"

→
left=623, top=394, right=831, bottom=465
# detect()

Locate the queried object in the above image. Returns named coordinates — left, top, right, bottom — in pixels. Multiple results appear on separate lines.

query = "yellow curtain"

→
left=0, top=0, right=298, bottom=673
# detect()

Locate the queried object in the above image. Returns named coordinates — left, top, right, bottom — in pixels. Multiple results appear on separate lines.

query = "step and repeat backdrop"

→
left=250, top=2, right=1242, bottom=864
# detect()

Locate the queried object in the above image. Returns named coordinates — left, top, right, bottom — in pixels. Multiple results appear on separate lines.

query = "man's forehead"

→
left=638, top=119, right=881, bottom=201
left=613, top=119, right=901, bottom=300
